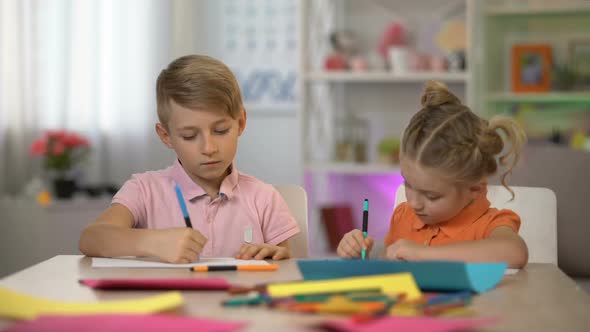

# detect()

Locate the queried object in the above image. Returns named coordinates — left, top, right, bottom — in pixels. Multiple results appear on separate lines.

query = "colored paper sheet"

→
left=297, top=260, right=507, bottom=293
left=0, top=287, right=183, bottom=320
left=80, top=277, right=230, bottom=290
left=267, top=273, right=421, bottom=300
left=7, top=314, right=246, bottom=332
left=92, top=257, right=269, bottom=269
left=319, top=316, right=496, bottom=332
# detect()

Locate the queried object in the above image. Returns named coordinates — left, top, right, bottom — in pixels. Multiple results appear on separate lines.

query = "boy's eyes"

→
left=426, top=195, right=441, bottom=201
left=214, top=128, right=230, bottom=134
left=180, top=128, right=229, bottom=139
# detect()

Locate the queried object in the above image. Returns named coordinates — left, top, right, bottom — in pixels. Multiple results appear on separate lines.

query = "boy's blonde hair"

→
left=401, top=81, right=526, bottom=198
left=156, top=55, right=243, bottom=127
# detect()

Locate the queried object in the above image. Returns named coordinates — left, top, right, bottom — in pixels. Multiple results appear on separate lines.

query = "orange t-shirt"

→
left=384, top=190, right=521, bottom=247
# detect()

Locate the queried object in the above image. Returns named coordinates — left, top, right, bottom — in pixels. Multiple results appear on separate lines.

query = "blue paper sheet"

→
left=297, top=260, right=507, bottom=293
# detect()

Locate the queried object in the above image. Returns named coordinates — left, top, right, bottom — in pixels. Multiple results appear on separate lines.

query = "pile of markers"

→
left=222, top=286, right=475, bottom=319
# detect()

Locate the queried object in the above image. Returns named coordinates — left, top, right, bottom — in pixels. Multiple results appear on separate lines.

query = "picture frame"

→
left=569, top=39, right=590, bottom=88
left=511, top=44, right=552, bottom=92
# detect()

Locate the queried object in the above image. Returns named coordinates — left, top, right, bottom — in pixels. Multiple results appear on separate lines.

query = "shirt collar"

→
left=411, top=188, right=491, bottom=237
left=219, top=164, right=239, bottom=200
left=169, top=159, right=239, bottom=201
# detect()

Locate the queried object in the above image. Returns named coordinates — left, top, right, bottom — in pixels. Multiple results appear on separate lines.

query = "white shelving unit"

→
left=305, top=162, right=400, bottom=175
left=484, top=3, right=590, bottom=16
left=299, top=0, right=472, bottom=255
left=304, top=71, right=469, bottom=83
left=487, top=92, right=590, bottom=104
left=470, top=0, right=590, bottom=139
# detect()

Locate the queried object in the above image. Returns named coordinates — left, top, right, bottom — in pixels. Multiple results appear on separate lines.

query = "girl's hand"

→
left=336, top=229, right=375, bottom=258
left=384, top=239, right=426, bottom=261
left=147, top=228, right=208, bottom=264
left=235, top=243, right=290, bottom=260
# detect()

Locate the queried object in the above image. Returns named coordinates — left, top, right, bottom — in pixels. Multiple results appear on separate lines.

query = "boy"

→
left=79, top=55, right=300, bottom=263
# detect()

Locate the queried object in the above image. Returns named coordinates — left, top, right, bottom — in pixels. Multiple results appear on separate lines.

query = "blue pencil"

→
left=174, top=184, right=193, bottom=228
left=361, top=198, right=369, bottom=260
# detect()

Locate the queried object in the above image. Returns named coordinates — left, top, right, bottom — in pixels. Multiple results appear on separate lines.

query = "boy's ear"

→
left=155, top=123, right=173, bottom=149
left=238, top=107, right=247, bottom=136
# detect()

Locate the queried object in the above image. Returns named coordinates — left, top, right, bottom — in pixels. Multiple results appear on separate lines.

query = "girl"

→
left=337, top=81, right=528, bottom=268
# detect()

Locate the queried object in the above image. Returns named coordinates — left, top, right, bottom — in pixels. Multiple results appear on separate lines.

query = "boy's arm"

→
left=78, top=203, right=154, bottom=258
left=79, top=203, right=208, bottom=263
left=397, top=226, right=528, bottom=268
left=235, top=240, right=291, bottom=260
left=276, top=240, right=289, bottom=248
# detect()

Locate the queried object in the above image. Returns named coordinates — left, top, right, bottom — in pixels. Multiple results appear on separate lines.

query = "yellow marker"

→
left=0, top=287, right=183, bottom=320
left=316, top=296, right=385, bottom=314
left=390, top=302, right=422, bottom=316
left=267, top=273, right=421, bottom=300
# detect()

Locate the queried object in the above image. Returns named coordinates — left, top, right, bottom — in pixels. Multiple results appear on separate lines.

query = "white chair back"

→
left=394, top=185, right=557, bottom=264
left=275, top=185, right=309, bottom=258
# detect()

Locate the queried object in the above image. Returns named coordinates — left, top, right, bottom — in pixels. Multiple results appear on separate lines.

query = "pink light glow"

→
left=305, top=171, right=404, bottom=255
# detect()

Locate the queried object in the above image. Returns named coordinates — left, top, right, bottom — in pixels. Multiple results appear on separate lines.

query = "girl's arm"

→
left=388, top=226, right=529, bottom=268
left=79, top=203, right=207, bottom=263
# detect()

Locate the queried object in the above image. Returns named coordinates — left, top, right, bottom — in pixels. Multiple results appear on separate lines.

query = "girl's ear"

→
left=155, top=123, right=173, bottom=149
left=468, top=180, right=487, bottom=198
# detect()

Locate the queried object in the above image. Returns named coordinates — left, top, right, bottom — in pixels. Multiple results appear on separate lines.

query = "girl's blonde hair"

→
left=401, top=81, right=526, bottom=199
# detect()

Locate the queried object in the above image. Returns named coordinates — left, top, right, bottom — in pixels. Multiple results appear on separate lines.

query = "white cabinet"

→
left=0, top=197, right=109, bottom=277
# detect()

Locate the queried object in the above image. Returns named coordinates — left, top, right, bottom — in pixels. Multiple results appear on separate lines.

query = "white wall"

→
left=235, top=112, right=302, bottom=185
left=129, top=1, right=302, bottom=186
left=194, top=0, right=302, bottom=186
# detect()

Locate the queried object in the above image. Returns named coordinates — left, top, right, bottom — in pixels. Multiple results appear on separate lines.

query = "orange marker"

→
left=190, top=265, right=279, bottom=272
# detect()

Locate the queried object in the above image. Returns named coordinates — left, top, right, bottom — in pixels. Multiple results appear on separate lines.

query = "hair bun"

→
left=478, top=127, right=504, bottom=155
left=421, top=80, right=462, bottom=108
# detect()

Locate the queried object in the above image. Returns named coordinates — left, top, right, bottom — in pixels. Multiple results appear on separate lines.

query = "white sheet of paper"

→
left=505, top=268, right=519, bottom=275
left=92, top=257, right=270, bottom=268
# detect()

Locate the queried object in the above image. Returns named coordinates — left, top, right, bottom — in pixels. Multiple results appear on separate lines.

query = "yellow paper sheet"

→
left=0, top=287, right=183, bottom=320
left=267, top=272, right=421, bottom=300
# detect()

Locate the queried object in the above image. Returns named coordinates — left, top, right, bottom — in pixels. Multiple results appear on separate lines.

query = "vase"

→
left=52, top=177, right=77, bottom=199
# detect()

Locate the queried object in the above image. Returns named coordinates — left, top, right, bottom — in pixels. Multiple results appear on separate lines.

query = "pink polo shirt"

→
left=112, top=160, right=300, bottom=257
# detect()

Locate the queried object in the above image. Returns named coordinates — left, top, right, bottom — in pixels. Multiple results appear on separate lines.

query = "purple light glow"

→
left=329, top=173, right=404, bottom=240
left=305, top=171, right=404, bottom=255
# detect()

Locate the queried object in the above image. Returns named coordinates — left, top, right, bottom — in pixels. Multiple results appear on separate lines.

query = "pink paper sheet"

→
left=8, top=314, right=246, bottom=332
left=320, top=316, right=497, bottom=332
left=79, top=278, right=230, bottom=290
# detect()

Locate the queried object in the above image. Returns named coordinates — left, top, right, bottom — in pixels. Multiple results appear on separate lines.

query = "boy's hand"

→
left=384, top=239, right=426, bottom=261
left=235, top=244, right=290, bottom=260
left=337, top=229, right=374, bottom=258
left=147, top=228, right=208, bottom=264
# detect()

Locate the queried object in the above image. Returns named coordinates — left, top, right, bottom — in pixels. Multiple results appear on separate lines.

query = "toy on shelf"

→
left=377, top=137, right=400, bottom=165
left=378, top=22, right=408, bottom=73
left=552, top=64, right=577, bottom=91
left=447, top=50, right=466, bottom=71
left=334, top=116, right=368, bottom=163
left=324, top=30, right=367, bottom=71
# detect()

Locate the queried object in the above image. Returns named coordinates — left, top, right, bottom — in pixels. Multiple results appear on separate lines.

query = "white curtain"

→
left=0, top=0, right=178, bottom=194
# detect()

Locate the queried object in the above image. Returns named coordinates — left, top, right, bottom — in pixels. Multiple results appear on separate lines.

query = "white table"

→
left=1, top=255, right=589, bottom=331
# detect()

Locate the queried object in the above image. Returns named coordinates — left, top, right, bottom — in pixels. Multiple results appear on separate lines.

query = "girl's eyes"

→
left=182, top=135, right=196, bottom=141
left=426, top=195, right=441, bottom=201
